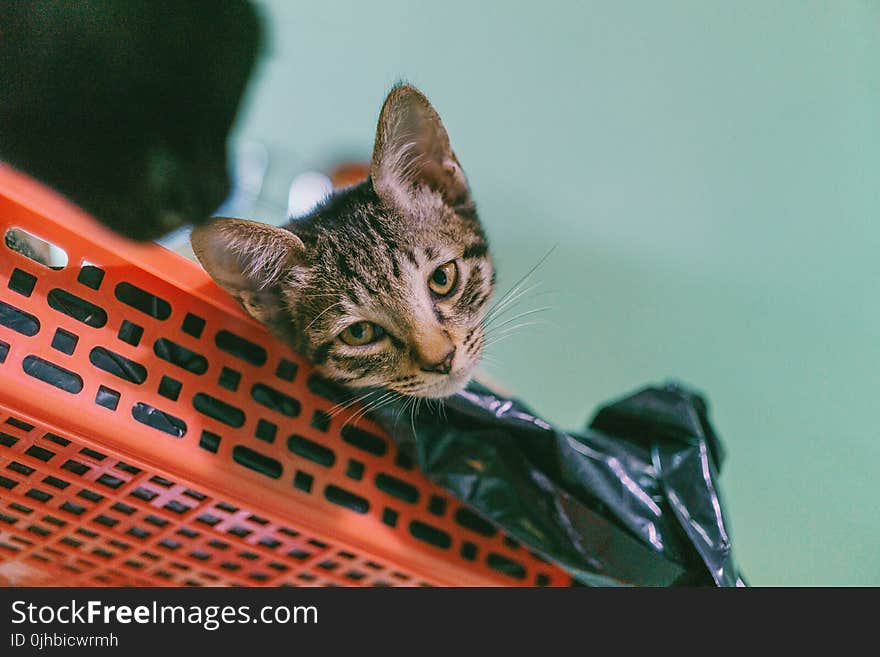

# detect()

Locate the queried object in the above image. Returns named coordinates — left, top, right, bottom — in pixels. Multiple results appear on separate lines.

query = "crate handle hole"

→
left=4, top=227, right=68, bottom=269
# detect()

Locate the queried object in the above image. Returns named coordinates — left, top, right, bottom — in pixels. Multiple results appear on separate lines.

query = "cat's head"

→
left=192, top=84, right=494, bottom=398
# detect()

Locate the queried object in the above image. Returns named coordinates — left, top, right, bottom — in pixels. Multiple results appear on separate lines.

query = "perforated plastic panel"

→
left=0, top=166, right=570, bottom=587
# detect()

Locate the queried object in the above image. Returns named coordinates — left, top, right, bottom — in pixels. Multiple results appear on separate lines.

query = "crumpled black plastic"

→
left=373, top=380, right=745, bottom=587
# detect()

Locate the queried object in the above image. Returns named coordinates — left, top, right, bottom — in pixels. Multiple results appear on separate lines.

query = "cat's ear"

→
left=191, top=219, right=305, bottom=324
left=371, top=84, right=472, bottom=211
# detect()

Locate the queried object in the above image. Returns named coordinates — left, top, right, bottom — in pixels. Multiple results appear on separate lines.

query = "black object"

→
left=374, top=381, right=745, bottom=586
left=0, top=1, right=262, bottom=240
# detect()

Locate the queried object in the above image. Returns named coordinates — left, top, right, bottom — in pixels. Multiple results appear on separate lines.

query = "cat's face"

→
left=193, top=85, right=494, bottom=398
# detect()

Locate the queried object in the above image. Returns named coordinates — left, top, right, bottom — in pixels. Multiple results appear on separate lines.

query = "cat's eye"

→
left=428, top=261, right=458, bottom=297
left=339, top=321, right=385, bottom=346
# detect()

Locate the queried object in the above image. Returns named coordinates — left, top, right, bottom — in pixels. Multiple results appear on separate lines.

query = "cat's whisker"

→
left=492, top=317, right=554, bottom=335
left=396, top=394, right=421, bottom=433
left=400, top=394, right=415, bottom=434
left=483, top=316, right=553, bottom=343
left=481, top=288, right=560, bottom=339
left=426, top=398, right=437, bottom=420
left=482, top=334, right=541, bottom=351
left=391, top=395, right=408, bottom=429
left=482, top=287, right=558, bottom=327
left=328, top=396, right=363, bottom=418
left=482, top=244, right=557, bottom=324
left=362, top=390, right=403, bottom=417
left=483, top=281, right=543, bottom=324
left=488, top=261, right=546, bottom=311
left=342, top=390, right=398, bottom=428
left=327, top=387, right=384, bottom=417
left=481, top=285, right=547, bottom=333
left=409, top=396, right=422, bottom=439
left=327, top=387, right=377, bottom=413
left=482, top=321, right=552, bottom=350
left=395, top=395, right=416, bottom=431
left=374, top=394, right=406, bottom=424
left=481, top=335, right=518, bottom=350
left=353, top=390, right=397, bottom=419
left=492, top=319, right=553, bottom=336
left=483, top=306, right=552, bottom=333
left=482, top=282, right=541, bottom=328
left=476, top=355, right=502, bottom=368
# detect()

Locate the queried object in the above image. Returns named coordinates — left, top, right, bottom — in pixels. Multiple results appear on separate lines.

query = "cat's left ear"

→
left=371, top=84, right=472, bottom=211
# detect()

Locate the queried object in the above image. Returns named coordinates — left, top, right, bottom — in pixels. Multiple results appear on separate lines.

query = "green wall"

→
left=232, top=1, right=880, bottom=585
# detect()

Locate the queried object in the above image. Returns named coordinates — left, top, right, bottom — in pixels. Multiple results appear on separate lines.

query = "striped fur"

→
left=193, top=84, right=494, bottom=399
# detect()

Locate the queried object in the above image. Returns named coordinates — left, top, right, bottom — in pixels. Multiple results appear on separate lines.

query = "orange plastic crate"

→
left=0, top=166, right=570, bottom=587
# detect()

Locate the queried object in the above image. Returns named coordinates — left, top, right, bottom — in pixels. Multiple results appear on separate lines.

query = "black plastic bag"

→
left=374, top=381, right=745, bottom=586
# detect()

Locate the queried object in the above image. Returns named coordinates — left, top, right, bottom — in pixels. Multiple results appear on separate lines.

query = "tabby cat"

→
left=192, top=85, right=494, bottom=400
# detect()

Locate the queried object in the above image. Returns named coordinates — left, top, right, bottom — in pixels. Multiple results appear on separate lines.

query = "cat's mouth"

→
left=397, top=367, right=472, bottom=399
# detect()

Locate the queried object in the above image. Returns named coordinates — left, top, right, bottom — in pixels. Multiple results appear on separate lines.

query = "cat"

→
left=192, top=84, right=495, bottom=400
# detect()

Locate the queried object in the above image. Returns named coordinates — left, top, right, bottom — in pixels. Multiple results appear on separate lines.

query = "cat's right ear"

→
left=371, top=84, right=472, bottom=213
left=191, top=219, right=305, bottom=324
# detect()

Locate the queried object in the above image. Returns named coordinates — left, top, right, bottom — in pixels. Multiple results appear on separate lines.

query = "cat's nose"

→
left=419, top=348, right=455, bottom=375
left=412, top=329, right=455, bottom=374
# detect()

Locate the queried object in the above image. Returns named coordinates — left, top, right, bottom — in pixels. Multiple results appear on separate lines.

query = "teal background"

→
left=230, top=1, right=880, bottom=585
